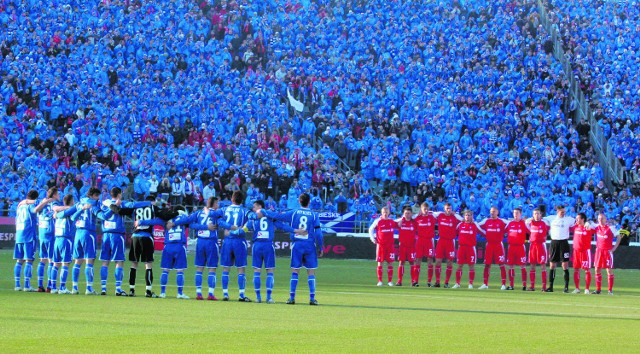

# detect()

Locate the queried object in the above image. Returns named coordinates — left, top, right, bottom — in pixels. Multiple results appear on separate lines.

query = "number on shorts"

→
left=563, top=252, right=570, bottom=259
left=521, top=257, right=527, bottom=264
left=470, top=256, right=475, bottom=262
left=582, top=261, right=589, bottom=268
left=499, top=255, right=505, bottom=262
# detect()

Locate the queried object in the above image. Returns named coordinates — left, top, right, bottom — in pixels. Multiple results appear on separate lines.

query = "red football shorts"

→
left=594, top=249, right=613, bottom=269
left=376, top=243, right=395, bottom=263
left=415, top=238, right=435, bottom=259
left=435, top=239, right=456, bottom=260
left=456, top=245, right=477, bottom=265
left=396, top=244, right=416, bottom=262
left=528, top=242, right=547, bottom=265
left=484, top=242, right=505, bottom=265
left=572, top=249, right=592, bottom=269
left=507, top=244, right=527, bottom=266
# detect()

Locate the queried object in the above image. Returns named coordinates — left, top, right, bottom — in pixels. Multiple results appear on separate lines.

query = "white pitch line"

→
left=325, top=290, right=640, bottom=312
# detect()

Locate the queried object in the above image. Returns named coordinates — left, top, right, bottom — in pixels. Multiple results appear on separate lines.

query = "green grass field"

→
left=1, top=249, right=639, bottom=353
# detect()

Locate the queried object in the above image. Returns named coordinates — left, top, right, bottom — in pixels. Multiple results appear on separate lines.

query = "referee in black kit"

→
left=542, top=205, right=576, bottom=293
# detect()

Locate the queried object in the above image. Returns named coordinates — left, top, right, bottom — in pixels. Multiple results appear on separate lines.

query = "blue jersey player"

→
left=14, top=190, right=53, bottom=292
left=263, top=193, right=324, bottom=305
left=71, top=187, right=108, bottom=295
left=52, top=194, right=86, bottom=294
left=171, top=197, right=230, bottom=300
left=100, top=187, right=151, bottom=296
left=138, top=206, right=189, bottom=299
left=220, top=191, right=254, bottom=302
left=36, top=187, right=68, bottom=292
left=241, top=200, right=303, bottom=304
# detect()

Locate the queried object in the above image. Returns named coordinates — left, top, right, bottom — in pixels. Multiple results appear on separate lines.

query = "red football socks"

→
left=529, top=268, right=536, bottom=288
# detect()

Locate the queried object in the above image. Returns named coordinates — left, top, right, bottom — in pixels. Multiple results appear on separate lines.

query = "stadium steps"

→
left=536, top=1, right=624, bottom=191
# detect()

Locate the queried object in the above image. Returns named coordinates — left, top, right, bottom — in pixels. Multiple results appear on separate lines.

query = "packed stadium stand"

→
left=0, top=0, right=637, bottom=236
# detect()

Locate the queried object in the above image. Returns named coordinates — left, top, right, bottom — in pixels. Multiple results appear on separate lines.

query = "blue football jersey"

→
left=245, top=217, right=294, bottom=243
left=139, top=217, right=187, bottom=244
left=221, top=204, right=252, bottom=239
left=38, top=202, right=60, bottom=241
left=263, top=208, right=323, bottom=247
left=174, top=208, right=227, bottom=239
left=72, top=198, right=101, bottom=231
left=55, top=206, right=79, bottom=239
left=101, top=200, right=149, bottom=234
left=16, top=203, right=38, bottom=243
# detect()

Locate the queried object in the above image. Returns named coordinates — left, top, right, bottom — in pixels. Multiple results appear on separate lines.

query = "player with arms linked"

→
left=169, top=196, right=230, bottom=300
left=36, top=187, right=69, bottom=292
left=14, top=190, right=55, bottom=292
left=52, top=194, right=90, bottom=294
left=262, top=193, right=324, bottom=305
left=219, top=191, right=253, bottom=302
left=241, top=200, right=304, bottom=303
left=100, top=187, right=151, bottom=296
left=137, top=206, right=189, bottom=299
left=70, top=188, right=107, bottom=295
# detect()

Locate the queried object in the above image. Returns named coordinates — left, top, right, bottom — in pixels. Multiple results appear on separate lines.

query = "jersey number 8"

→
left=299, top=216, right=308, bottom=230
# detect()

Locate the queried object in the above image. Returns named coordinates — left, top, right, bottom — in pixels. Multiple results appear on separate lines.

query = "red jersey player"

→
left=526, top=208, right=550, bottom=291
left=505, top=207, right=530, bottom=290
left=593, top=213, right=620, bottom=295
left=433, top=203, right=462, bottom=288
left=477, top=207, right=507, bottom=290
left=395, top=206, right=418, bottom=286
left=414, top=203, right=437, bottom=287
left=452, top=210, right=485, bottom=289
left=570, top=213, right=594, bottom=294
left=368, top=207, right=398, bottom=287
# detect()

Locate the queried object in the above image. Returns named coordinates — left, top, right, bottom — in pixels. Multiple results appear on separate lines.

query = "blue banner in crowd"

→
left=319, top=212, right=355, bottom=233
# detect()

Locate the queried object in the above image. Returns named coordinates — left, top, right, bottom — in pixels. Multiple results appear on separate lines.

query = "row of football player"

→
left=369, top=203, right=620, bottom=295
left=13, top=188, right=324, bottom=304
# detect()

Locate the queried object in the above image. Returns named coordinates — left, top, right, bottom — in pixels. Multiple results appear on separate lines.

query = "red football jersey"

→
left=528, top=220, right=549, bottom=243
left=415, top=213, right=436, bottom=240
left=457, top=222, right=479, bottom=247
left=595, top=225, right=615, bottom=250
left=571, top=225, right=594, bottom=251
left=437, top=213, right=460, bottom=240
left=375, top=219, right=398, bottom=245
left=481, top=218, right=507, bottom=243
left=398, top=218, right=418, bottom=245
left=506, top=220, right=529, bottom=245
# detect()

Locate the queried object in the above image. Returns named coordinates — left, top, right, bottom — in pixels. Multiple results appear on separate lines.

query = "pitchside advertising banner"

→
left=318, top=212, right=356, bottom=233
left=1, top=217, right=639, bottom=269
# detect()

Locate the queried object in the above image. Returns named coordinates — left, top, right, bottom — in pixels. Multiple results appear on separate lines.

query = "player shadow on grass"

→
left=318, top=304, right=639, bottom=321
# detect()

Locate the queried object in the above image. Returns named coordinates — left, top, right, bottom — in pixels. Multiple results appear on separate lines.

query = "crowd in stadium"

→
left=0, top=0, right=638, bottom=237
left=545, top=1, right=640, bottom=181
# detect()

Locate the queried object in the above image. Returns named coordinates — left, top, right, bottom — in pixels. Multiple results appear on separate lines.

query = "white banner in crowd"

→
left=287, top=88, right=304, bottom=112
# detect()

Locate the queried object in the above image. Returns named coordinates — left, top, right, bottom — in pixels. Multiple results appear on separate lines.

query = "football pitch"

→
left=1, top=250, right=639, bottom=353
